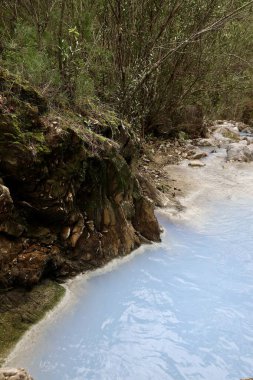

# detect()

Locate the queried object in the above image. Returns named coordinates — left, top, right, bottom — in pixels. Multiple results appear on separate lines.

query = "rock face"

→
left=0, top=69, right=160, bottom=288
left=0, top=368, right=33, bottom=380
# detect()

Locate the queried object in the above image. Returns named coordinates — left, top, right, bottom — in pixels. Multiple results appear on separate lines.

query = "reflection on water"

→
left=6, top=200, right=253, bottom=380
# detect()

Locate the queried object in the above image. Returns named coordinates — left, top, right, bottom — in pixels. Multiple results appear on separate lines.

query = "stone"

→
left=189, top=149, right=208, bottom=160
left=235, top=121, right=249, bottom=131
left=215, top=125, right=240, bottom=141
left=196, top=138, right=216, bottom=147
left=188, top=161, right=206, bottom=167
left=226, top=142, right=253, bottom=162
left=0, top=368, right=33, bottom=380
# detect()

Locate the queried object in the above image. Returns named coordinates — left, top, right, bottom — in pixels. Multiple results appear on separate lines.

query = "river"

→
left=5, top=151, right=253, bottom=380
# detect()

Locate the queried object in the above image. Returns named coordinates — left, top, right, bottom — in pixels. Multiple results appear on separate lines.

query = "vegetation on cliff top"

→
left=1, top=0, right=253, bottom=137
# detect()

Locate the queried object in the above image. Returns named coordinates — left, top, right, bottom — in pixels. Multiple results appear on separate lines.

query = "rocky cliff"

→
left=0, top=69, right=160, bottom=289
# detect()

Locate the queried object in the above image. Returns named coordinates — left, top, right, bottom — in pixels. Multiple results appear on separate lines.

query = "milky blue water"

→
left=7, top=200, right=253, bottom=380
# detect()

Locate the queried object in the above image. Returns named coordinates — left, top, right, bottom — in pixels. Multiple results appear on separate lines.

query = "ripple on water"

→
left=5, top=199, right=253, bottom=380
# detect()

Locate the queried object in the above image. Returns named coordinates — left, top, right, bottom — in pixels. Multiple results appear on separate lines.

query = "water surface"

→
left=6, top=189, right=253, bottom=380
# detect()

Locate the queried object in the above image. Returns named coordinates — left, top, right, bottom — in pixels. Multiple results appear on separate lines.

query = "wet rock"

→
left=0, top=368, right=33, bottom=380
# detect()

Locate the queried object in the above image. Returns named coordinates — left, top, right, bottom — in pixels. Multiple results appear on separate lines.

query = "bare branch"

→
left=128, top=0, right=253, bottom=98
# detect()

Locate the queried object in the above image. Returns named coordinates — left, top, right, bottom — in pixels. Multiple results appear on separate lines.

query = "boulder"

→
left=242, top=136, right=253, bottom=145
left=189, top=149, right=208, bottom=160
left=196, top=138, right=216, bottom=147
left=0, top=368, right=33, bottom=380
left=215, top=125, right=240, bottom=141
left=226, top=142, right=253, bottom=162
left=236, top=121, right=252, bottom=132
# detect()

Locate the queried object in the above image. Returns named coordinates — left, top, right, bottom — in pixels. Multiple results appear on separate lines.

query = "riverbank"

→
left=138, top=120, right=253, bottom=218
left=4, top=146, right=253, bottom=379
left=2, top=118, right=253, bottom=373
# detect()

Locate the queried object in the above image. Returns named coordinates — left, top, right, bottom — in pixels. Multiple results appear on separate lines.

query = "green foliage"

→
left=0, top=0, right=253, bottom=130
left=1, top=22, right=58, bottom=89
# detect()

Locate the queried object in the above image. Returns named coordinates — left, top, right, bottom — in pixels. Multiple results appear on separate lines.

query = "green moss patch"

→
left=222, top=129, right=240, bottom=141
left=0, top=280, right=65, bottom=365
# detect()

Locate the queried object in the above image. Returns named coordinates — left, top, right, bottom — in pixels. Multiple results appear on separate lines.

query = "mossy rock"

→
left=0, top=281, right=65, bottom=363
left=0, top=68, right=47, bottom=114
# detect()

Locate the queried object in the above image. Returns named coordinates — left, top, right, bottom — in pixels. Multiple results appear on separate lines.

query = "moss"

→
left=0, top=68, right=47, bottom=113
left=109, top=155, right=132, bottom=194
left=0, top=280, right=65, bottom=364
left=24, top=131, right=51, bottom=155
left=222, top=129, right=240, bottom=141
